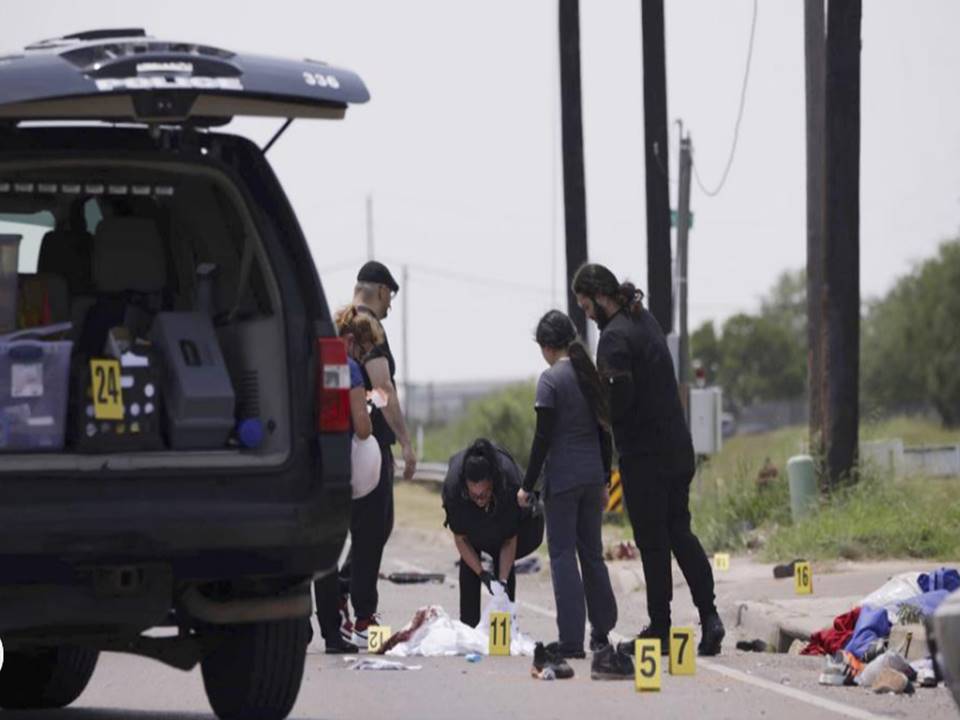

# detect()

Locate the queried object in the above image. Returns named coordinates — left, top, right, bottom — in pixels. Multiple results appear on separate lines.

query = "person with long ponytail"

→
left=517, top=310, right=634, bottom=681
left=571, top=263, right=725, bottom=658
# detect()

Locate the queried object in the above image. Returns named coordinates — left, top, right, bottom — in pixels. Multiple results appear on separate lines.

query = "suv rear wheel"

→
left=0, top=646, right=99, bottom=709
left=201, top=618, right=310, bottom=720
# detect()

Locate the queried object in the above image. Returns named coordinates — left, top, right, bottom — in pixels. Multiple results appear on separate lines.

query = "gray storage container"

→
left=150, top=312, right=236, bottom=450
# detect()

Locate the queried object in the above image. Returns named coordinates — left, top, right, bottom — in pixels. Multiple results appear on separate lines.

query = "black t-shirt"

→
left=357, top=306, right=397, bottom=448
left=442, top=446, right=523, bottom=552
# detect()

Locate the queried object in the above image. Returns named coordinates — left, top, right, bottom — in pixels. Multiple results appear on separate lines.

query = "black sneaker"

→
left=325, top=637, right=359, bottom=655
left=589, top=633, right=610, bottom=653
left=591, top=643, right=635, bottom=681
left=531, top=642, right=575, bottom=680
left=698, top=614, right=725, bottom=657
left=617, top=625, right=670, bottom=656
left=545, top=641, right=586, bottom=660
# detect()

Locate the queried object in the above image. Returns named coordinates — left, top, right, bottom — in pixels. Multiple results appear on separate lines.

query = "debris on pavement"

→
left=466, top=653, right=482, bottom=663
left=604, top=541, right=639, bottom=561
left=773, top=559, right=806, bottom=579
left=345, top=657, right=423, bottom=671
left=380, top=603, right=535, bottom=658
left=736, top=639, right=769, bottom=653
left=514, top=556, right=542, bottom=574
left=800, top=565, right=958, bottom=695
left=382, top=571, right=446, bottom=584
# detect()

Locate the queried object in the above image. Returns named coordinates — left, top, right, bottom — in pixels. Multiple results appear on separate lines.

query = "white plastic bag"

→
left=351, top=434, right=381, bottom=499
left=478, top=584, right=536, bottom=656
left=860, top=573, right=922, bottom=623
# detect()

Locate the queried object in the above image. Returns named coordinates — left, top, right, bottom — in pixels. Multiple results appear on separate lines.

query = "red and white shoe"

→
left=352, top=614, right=380, bottom=648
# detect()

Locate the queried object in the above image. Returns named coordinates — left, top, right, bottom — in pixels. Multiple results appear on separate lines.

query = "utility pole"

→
left=805, top=0, right=826, bottom=457
left=365, top=193, right=375, bottom=261
left=676, top=132, right=693, bottom=410
left=558, top=0, right=589, bottom=338
left=641, top=0, right=672, bottom=334
left=823, top=0, right=862, bottom=486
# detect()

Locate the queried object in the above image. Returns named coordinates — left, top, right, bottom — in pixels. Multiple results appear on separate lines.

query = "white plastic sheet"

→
left=385, top=602, right=535, bottom=658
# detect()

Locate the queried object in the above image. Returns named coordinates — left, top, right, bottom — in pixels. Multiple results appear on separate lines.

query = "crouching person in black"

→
left=442, top=439, right=544, bottom=628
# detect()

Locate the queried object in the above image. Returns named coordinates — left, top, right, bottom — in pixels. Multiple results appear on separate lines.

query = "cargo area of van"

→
left=0, top=160, right=291, bottom=471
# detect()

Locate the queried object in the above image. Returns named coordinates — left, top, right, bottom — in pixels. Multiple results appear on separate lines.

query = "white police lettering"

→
left=136, top=62, right=194, bottom=74
left=95, top=77, right=243, bottom=92
left=302, top=71, right=341, bottom=90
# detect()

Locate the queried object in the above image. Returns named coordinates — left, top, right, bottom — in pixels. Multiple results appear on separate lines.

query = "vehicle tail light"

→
left=317, top=337, right=351, bottom=433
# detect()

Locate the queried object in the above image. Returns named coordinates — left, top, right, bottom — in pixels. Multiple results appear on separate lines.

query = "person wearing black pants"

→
left=457, top=504, right=543, bottom=627
left=518, top=310, right=633, bottom=681
left=442, top=440, right=544, bottom=628
left=573, top=263, right=725, bottom=658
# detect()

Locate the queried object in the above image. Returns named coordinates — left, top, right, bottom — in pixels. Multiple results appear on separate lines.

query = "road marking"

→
left=698, top=660, right=887, bottom=720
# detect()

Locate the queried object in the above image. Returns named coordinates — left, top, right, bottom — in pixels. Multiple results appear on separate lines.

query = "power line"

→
left=692, top=0, right=759, bottom=197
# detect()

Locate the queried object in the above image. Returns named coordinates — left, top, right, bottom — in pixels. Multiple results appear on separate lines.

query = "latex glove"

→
left=517, top=488, right=531, bottom=508
left=480, top=571, right=495, bottom=594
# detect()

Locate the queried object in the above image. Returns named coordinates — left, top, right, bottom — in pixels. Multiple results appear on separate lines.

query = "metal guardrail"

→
left=395, top=461, right=448, bottom=486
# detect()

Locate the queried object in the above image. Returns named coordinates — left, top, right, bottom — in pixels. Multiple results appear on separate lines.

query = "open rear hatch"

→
left=0, top=28, right=369, bottom=125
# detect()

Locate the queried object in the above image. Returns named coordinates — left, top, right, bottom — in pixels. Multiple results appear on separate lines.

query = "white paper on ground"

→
left=345, top=657, right=422, bottom=671
left=385, top=604, right=535, bottom=658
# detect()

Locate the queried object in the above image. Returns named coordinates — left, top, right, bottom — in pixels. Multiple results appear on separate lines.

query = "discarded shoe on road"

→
left=591, top=644, right=634, bottom=681
left=531, top=642, right=574, bottom=680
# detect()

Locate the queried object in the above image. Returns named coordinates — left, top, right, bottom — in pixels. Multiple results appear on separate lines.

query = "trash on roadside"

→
left=345, top=657, right=422, bottom=671
left=818, top=651, right=861, bottom=686
left=802, top=608, right=861, bottom=656
left=870, top=668, right=913, bottom=695
left=773, top=559, right=805, bottom=579
left=857, top=650, right=916, bottom=689
left=466, top=653, right=482, bottom=663
left=383, top=571, right=446, bottom=585
left=533, top=667, right=557, bottom=681
left=736, top=639, right=769, bottom=653
left=604, top=541, right=639, bottom=561
left=514, top=556, right=542, bottom=574
left=380, top=604, right=535, bottom=658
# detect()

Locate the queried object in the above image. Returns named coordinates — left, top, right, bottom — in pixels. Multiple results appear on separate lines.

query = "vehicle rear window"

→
left=0, top=211, right=55, bottom=272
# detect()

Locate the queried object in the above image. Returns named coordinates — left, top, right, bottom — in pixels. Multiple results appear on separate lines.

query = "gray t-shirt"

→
left=535, top=358, right=605, bottom=495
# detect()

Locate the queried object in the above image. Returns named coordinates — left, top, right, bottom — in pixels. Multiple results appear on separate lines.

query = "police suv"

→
left=0, top=29, right=367, bottom=720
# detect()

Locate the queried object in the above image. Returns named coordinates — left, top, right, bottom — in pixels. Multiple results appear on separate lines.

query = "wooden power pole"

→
left=641, top=0, right=673, bottom=334
left=805, top=0, right=826, bottom=453
left=559, top=0, right=589, bottom=338
left=823, top=0, right=862, bottom=486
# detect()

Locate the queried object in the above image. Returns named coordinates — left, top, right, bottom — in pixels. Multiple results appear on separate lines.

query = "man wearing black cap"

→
left=347, top=260, right=417, bottom=645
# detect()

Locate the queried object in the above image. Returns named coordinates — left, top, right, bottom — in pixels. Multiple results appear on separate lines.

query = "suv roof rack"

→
left=61, top=29, right=147, bottom=42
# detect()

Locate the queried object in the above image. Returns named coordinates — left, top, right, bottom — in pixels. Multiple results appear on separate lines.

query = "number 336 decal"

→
left=303, top=71, right=341, bottom=89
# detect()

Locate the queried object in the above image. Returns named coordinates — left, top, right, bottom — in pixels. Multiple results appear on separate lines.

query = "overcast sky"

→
left=5, top=1, right=960, bottom=384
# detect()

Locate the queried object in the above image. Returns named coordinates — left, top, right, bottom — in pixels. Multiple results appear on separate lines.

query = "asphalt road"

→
left=2, top=524, right=957, bottom=720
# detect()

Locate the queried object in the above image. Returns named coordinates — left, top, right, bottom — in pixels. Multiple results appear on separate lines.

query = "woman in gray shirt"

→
left=517, top=310, right=632, bottom=680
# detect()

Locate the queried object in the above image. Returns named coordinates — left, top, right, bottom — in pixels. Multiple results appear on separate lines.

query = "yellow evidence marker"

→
left=634, top=638, right=662, bottom=692
left=795, top=561, right=813, bottom=595
left=90, top=359, right=124, bottom=420
left=367, top=626, right=391, bottom=654
left=713, top=553, right=731, bottom=572
left=669, top=627, right=696, bottom=675
left=489, top=611, right=511, bottom=656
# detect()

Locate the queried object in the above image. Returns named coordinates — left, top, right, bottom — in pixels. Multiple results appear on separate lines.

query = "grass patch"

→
left=764, top=474, right=960, bottom=561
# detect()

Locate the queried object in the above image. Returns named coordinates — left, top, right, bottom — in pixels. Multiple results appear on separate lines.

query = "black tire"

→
left=201, top=618, right=310, bottom=720
left=0, top=646, right=99, bottom=709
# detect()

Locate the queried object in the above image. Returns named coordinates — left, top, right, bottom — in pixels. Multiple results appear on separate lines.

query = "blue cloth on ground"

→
left=918, top=567, right=959, bottom=594
left=843, top=605, right=892, bottom=659
left=900, top=590, right=951, bottom=618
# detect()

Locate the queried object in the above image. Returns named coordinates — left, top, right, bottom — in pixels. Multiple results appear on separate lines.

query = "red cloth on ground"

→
left=800, top=607, right=861, bottom=656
